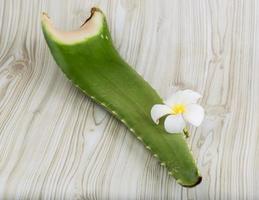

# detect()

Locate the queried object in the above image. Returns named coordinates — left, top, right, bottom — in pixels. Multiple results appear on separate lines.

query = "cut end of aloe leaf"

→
left=41, top=7, right=104, bottom=44
left=41, top=7, right=202, bottom=187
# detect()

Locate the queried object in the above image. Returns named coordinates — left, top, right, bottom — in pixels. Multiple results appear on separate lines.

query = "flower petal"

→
left=151, top=104, right=171, bottom=124
left=183, top=104, right=204, bottom=126
left=164, top=115, right=186, bottom=133
left=164, top=89, right=202, bottom=106
left=164, top=91, right=182, bottom=107
left=180, top=90, right=202, bottom=105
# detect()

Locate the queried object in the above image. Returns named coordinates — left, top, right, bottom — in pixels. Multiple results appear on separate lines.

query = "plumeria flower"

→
left=151, top=89, right=204, bottom=134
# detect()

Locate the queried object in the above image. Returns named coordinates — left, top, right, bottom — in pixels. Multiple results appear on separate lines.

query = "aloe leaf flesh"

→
left=41, top=8, right=202, bottom=187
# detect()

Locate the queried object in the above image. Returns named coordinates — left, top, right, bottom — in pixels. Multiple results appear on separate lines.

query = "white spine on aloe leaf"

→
left=150, top=89, right=204, bottom=134
left=160, top=162, right=165, bottom=166
left=146, top=146, right=151, bottom=150
left=129, top=128, right=135, bottom=133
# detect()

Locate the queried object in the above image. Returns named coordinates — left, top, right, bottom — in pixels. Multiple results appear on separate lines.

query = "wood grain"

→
left=0, top=0, right=258, bottom=199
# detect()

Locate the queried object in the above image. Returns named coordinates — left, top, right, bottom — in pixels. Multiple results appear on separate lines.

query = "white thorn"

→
left=160, top=162, right=165, bottom=166
left=105, top=35, right=108, bottom=40
left=137, top=136, right=142, bottom=141
left=121, top=119, right=126, bottom=123
left=153, top=154, right=158, bottom=158
left=146, top=146, right=151, bottom=150
left=101, top=34, right=104, bottom=39
left=129, top=128, right=135, bottom=133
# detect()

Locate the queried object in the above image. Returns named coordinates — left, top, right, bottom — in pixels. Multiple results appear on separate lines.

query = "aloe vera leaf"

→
left=41, top=8, right=202, bottom=187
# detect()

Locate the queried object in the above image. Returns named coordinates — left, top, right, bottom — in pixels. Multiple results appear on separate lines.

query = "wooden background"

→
left=0, top=0, right=258, bottom=199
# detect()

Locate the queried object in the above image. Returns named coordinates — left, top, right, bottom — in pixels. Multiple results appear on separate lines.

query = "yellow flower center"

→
left=171, top=104, right=186, bottom=115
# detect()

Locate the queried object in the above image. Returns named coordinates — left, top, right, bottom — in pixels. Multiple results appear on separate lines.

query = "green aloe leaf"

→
left=41, top=7, right=201, bottom=187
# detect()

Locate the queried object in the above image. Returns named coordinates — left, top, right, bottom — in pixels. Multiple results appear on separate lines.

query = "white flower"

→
left=151, top=89, right=204, bottom=134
